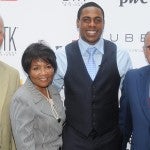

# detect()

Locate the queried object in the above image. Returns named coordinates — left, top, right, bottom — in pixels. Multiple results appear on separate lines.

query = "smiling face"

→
left=29, top=59, right=54, bottom=93
left=77, top=6, right=104, bottom=45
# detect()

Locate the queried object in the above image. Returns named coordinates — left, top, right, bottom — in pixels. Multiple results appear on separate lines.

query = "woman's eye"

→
left=47, top=65, right=52, bottom=69
left=33, top=67, right=38, bottom=70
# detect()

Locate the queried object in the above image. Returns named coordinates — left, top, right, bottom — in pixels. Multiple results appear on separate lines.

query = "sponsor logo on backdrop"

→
left=0, top=26, right=18, bottom=56
left=109, top=33, right=145, bottom=43
left=107, top=33, right=145, bottom=52
left=119, top=0, right=148, bottom=7
left=62, top=0, right=86, bottom=6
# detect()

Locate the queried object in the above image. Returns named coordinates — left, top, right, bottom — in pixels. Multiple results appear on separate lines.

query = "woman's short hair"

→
left=22, top=42, right=57, bottom=74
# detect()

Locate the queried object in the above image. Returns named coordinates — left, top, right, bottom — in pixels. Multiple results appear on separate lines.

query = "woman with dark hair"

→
left=10, top=42, right=65, bottom=150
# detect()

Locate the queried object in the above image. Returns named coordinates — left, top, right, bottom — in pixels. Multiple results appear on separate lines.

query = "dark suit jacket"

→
left=119, top=65, right=150, bottom=150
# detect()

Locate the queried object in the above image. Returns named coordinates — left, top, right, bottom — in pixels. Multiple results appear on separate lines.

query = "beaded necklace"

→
left=42, top=88, right=61, bottom=122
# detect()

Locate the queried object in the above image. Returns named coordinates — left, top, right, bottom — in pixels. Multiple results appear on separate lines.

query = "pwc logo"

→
left=119, top=0, right=148, bottom=7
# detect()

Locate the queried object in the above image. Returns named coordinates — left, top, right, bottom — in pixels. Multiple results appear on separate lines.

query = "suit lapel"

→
left=138, top=66, right=150, bottom=122
left=33, top=92, right=54, bottom=118
left=39, top=86, right=59, bottom=119
left=25, top=78, right=54, bottom=118
left=0, top=66, right=9, bottom=112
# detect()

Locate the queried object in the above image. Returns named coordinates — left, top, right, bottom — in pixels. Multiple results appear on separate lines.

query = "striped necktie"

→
left=86, top=47, right=96, bottom=80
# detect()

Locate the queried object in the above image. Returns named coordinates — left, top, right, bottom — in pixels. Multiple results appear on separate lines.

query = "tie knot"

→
left=87, top=47, right=96, bottom=55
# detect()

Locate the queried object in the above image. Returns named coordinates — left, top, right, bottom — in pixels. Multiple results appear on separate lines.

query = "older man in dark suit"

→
left=120, top=31, right=150, bottom=150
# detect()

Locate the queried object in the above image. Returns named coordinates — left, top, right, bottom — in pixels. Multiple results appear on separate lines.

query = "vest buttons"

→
left=92, top=103, right=96, bottom=108
left=93, top=113, right=96, bottom=118
left=92, top=95, right=96, bottom=99
left=93, top=122, right=96, bottom=126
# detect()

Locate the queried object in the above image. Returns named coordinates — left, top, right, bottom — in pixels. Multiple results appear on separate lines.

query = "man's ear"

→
left=76, top=19, right=79, bottom=29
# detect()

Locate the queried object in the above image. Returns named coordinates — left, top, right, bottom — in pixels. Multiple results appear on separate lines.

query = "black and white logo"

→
left=119, top=0, right=148, bottom=7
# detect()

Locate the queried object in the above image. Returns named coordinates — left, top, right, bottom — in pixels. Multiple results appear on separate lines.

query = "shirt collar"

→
left=78, top=37, right=104, bottom=55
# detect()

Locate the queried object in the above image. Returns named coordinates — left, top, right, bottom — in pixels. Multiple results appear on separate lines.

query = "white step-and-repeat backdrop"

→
left=0, top=1, right=149, bottom=149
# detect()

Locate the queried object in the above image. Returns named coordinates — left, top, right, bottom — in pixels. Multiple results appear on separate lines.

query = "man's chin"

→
left=87, top=39, right=100, bottom=45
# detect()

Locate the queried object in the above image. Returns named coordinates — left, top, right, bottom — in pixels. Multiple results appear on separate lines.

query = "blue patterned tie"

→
left=86, top=47, right=96, bottom=80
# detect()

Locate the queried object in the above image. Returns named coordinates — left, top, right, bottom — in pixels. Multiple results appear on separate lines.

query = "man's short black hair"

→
left=77, top=2, right=104, bottom=20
